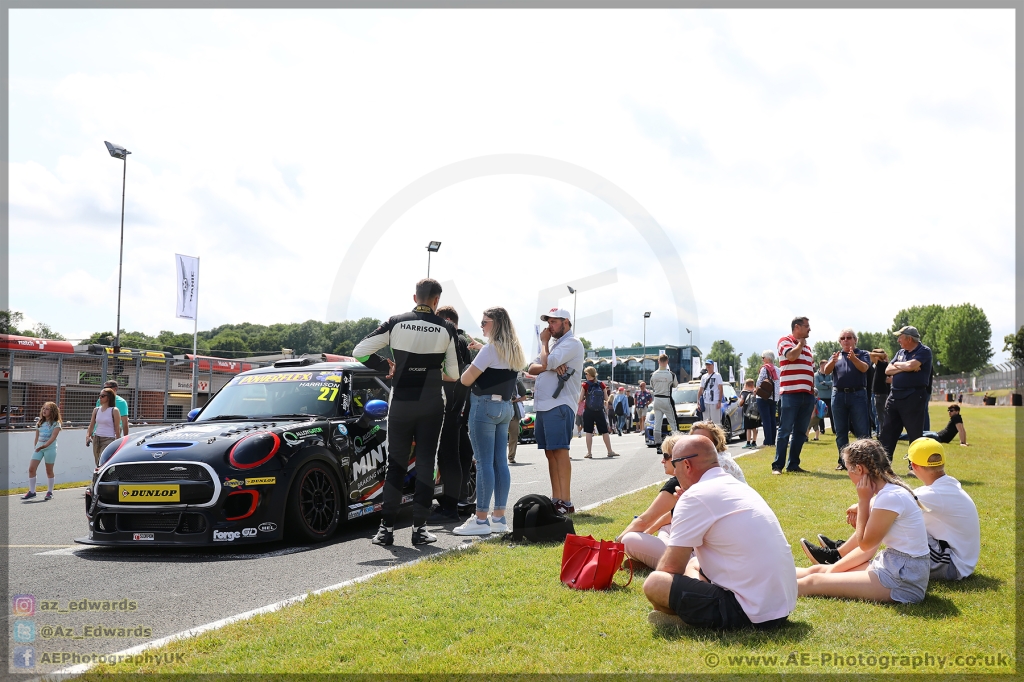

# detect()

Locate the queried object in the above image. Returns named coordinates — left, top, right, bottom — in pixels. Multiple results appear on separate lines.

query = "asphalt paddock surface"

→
left=6, top=432, right=752, bottom=674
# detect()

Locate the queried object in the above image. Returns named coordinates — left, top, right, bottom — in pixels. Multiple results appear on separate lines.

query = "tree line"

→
left=1, top=310, right=382, bottom=359
left=708, top=303, right=996, bottom=382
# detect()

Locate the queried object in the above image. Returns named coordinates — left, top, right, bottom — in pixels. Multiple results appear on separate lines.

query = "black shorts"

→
left=668, top=574, right=787, bottom=630
left=582, top=409, right=609, bottom=435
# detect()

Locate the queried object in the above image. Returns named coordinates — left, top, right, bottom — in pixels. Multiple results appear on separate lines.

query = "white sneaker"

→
left=453, top=517, right=491, bottom=536
left=490, top=515, right=508, bottom=533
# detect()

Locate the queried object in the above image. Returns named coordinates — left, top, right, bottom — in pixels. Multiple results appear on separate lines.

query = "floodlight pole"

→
left=115, top=154, right=127, bottom=353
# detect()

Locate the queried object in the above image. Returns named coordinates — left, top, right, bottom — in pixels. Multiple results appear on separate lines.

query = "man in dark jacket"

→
left=432, top=306, right=473, bottom=522
left=353, top=279, right=459, bottom=546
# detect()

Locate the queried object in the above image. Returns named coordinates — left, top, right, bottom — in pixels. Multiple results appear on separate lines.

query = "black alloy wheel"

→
left=287, top=462, right=341, bottom=542
left=722, top=416, right=734, bottom=443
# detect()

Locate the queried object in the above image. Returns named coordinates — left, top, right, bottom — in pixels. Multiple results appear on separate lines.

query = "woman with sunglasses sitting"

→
left=617, top=423, right=747, bottom=569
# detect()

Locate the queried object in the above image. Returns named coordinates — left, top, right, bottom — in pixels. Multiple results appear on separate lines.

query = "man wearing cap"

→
left=699, top=359, right=724, bottom=426
left=527, top=308, right=584, bottom=515
left=880, top=326, right=933, bottom=463
left=907, top=438, right=980, bottom=581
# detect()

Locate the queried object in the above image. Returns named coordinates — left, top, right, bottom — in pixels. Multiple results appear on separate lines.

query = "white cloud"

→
left=8, top=8, right=1015, bottom=364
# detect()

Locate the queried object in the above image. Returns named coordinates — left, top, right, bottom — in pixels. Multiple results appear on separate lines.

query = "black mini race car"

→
left=78, top=359, right=442, bottom=547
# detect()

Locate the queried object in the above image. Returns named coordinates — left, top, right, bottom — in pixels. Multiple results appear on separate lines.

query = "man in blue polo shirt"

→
left=822, top=328, right=870, bottom=471
left=879, top=326, right=932, bottom=464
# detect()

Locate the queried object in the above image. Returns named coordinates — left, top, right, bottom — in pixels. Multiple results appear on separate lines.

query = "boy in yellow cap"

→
left=906, top=438, right=980, bottom=581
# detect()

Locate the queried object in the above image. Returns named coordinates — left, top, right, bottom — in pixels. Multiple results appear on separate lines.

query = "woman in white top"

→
left=86, top=388, right=122, bottom=467
left=796, top=439, right=930, bottom=603
left=454, top=307, right=526, bottom=537
left=617, top=422, right=748, bottom=569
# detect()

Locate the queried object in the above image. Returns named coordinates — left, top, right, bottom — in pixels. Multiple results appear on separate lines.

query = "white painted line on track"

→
left=44, top=479, right=708, bottom=679
left=44, top=540, right=478, bottom=680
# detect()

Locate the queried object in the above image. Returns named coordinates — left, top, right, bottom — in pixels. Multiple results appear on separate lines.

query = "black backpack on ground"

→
left=509, top=494, right=575, bottom=543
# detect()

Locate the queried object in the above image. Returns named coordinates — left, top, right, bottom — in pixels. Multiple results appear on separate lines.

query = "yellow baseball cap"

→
left=906, top=438, right=945, bottom=467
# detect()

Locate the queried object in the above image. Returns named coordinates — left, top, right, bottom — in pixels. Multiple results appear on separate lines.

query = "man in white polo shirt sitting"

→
left=907, top=438, right=980, bottom=581
left=643, top=436, right=797, bottom=629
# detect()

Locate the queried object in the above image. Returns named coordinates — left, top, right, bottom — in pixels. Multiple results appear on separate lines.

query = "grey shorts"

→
left=928, top=536, right=964, bottom=581
left=870, top=548, right=930, bottom=604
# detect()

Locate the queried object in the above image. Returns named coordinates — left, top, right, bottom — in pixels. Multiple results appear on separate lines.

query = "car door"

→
left=337, top=373, right=391, bottom=516
left=722, top=383, right=741, bottom=437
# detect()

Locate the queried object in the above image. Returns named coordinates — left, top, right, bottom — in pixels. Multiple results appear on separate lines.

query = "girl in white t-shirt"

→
left=795, top=439, right=930, bottom=603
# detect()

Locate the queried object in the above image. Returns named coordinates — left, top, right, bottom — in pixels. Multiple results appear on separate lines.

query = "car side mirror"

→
left=364, top=400, right=388, bottom=420
left=187, top=408, right=201, bottom=422
left=729, top=396, right=738, bottom=403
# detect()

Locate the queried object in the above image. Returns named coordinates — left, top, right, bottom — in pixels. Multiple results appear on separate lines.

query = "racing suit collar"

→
left=412, top=304, right=434, bottom=313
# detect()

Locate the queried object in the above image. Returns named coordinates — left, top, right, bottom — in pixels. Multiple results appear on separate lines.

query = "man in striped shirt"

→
left=772, top=317, right=815, bottom=474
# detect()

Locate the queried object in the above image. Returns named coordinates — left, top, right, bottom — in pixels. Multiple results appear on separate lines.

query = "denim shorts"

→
left=870, top=548, right=930, bottom=603
left=536, top=404, right=575, bottom=451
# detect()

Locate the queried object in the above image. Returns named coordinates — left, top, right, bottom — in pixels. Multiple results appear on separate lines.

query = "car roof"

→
left=237, top=361, right=379, bottom=377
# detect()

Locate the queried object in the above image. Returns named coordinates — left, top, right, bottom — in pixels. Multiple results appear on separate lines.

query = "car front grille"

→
left=103, top=463, right=212, bottom=482
left=117, top=513, right=182, bottom=532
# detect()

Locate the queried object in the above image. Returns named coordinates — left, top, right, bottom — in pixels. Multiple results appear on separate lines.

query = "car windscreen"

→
left=197, top=370, right=345, bottom=420
left=672, top=386, right=700, bottom=404
left=523, top=400, right=535, bottom=414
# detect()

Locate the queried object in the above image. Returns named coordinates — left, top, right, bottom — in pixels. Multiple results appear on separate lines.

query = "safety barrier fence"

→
left=932, top=360, right=1024, bottom=406
left=1, top=351, right=270, bottom=429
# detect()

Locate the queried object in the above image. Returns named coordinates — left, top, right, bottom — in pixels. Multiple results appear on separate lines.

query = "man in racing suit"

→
left=649, top=354, right=678, bottom=454
left=432, top=306, right=473, bottom=522
left=353, top=278, right=459, bottom=546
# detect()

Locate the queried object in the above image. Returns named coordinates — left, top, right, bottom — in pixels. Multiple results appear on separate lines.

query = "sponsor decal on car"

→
left=224, top=478, right=244, bottom=488
left=283, top=426, right=324, bottom=445
left=241, top=528, right=257, bottom=537
left=347, top=510, right=362, bottom=520
left=336, top=423, right=348, bottom=436
left=132, top=533, right=155, bottom=541
left=258, top=522, right=277, bottom=532
left=118, top=485, right=180, bottom=502
left=352, top=444, right=385, bottom=477
left=213, top=530, right=241, bottom=542
left=373, top=503, right=383, bottom=512
left=234, top=372, right=314, bottom=385
left=361, top=506, right=375, bottom=516
left=244, top=477, right=276, bottom=486
left=353, top=426, right=381, bottom=454
left=315, top=373, right=344, bottom=383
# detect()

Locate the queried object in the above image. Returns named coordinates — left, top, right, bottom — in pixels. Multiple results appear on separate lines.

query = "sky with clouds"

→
left=8, top=8, right=1015, bottom=365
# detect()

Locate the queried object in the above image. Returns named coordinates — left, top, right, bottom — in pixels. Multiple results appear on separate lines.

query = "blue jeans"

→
left=756, top=397, right=777, bottom=446
left=617, top=414, right=628, bottom=432
left=469, top=393, right=513, bottom=512
left=773, top=392, right=815, bottom=471
left=832, top=388, right=871, bottom=464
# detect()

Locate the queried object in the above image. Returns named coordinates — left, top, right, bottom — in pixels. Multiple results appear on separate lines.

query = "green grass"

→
left=86, top=405, right=1016, bottom=677
left=2, top=481, right=89, bottom=496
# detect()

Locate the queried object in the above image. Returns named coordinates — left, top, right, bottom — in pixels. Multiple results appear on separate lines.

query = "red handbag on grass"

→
left=560, top=534, right=634, bottom=590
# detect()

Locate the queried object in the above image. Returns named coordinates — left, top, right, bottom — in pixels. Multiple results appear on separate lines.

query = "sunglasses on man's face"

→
left=670, top=454, right=700, bottom=465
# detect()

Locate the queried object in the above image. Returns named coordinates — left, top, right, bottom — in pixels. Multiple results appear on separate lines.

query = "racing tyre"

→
left=286, top=461, right=342, bottom=543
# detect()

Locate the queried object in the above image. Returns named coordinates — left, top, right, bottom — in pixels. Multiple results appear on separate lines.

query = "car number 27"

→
left=318, top=387, right=339, bottom=401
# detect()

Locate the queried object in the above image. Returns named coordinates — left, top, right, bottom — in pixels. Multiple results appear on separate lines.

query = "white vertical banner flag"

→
left=175, top=254, right=200, bottom=320
left=692, top=357, right=702, bottom=378
left=611, top=343, right=618, bottom=366
left=729, top=366, right=735, bottom=383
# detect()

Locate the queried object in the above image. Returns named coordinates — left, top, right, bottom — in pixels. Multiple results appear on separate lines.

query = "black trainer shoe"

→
left=371, top=523, right=394, bottom=547
left=427, top=506, right=460, bottom=525
left=411, top=526, right=437, bottom=546
left=800, top=538, right=839, bottom=565
left=816, top=534, right=845, bottom=551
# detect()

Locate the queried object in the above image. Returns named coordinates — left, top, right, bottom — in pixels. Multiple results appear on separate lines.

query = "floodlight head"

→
left=644, top=312, right=651, bottom=318
left=567, top=286, right=576, bottom=294
left=104, top=141, right=131, bottom=159
left=686, top=327, right=691, bottom=333
left=426, top=241, right=442, bottom=252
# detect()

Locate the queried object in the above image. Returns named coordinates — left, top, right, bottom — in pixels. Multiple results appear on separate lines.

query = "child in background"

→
left=24, top=402, right=62, bottom=501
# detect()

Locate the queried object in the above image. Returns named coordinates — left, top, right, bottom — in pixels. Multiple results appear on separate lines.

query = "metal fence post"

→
left=134, top=355, right=142, bottom=420
left=163, top=359, right=170, bottom=420
left=101, top=352, right=108, bottom=387
left=7, top=351, right=14, bottom=424
left=56, top=353, right=64, bottom=413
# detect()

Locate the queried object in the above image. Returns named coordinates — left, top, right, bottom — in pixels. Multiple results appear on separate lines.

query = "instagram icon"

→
left=12, top=594, right=36, bottom=617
